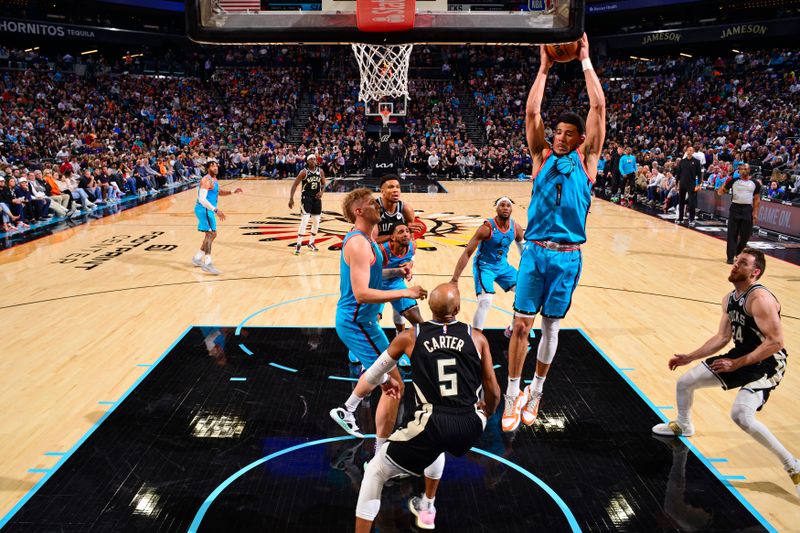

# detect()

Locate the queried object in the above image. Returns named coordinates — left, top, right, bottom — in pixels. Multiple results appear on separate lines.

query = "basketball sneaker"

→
left=408, top=496, right=436, bottom=530
left=192, top=256, right=203, bottom=267
left=201, top=262, right=221, bottom=275
left=501, top=390, right=528, bottom=432
left=652, top=420, right=695, bottom=437
left=504, top=326, right=513, bottom=339
left=521, top=386, right=543, bottom=426
left=307, top=243, right=319, bottom=252
left=330, top=407, right=364, bottom=438
left=294, top=244, right=301, bottom=255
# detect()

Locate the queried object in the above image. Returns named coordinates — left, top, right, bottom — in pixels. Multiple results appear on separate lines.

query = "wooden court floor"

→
left=1, top=180, right=798, bottom=530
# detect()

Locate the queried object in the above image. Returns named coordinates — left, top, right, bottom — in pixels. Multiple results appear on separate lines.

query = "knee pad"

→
left=473, top=293, right=493, bottom=329
left=536, top=317, right=560, bottom=365
left=423, top=453, right=445, bottom=480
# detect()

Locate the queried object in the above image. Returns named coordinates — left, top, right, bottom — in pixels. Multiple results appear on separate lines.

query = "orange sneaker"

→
left=501, top=390, right=528, bottom=432
left=521, top=386, right=542, bottom=426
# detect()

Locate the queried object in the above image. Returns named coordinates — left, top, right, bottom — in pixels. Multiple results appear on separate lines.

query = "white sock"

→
left=421, top=495, right=435, bottom=508
left=345, top=392, right=363, bottom=412
left=194, top=250, right=204, bottom=261
left=203, top=255, right=212, bottom=265
left=309, top=232, right=316, bottom=245
left=506, top=377, right=520, bottom=398
left=531, top=374, right=546, bottom=395
left=296, top=213, right=310, bottom=246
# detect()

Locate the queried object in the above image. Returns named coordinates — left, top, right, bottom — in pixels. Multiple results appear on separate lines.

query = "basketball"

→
left=545, top=40, right=580, bottom=63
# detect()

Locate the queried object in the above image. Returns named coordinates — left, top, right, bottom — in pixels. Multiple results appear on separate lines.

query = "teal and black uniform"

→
left=473, top=217, right=518, bottom=295
left=336, top=229, right=390, bottom=366
left=381, top=239, right=417, bottom=314
left=514, top=148, right=592, bottom=318
left=195, top=177, right=219, bottom=232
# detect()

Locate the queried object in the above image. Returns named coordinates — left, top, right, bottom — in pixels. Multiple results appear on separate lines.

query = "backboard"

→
left=186, top=0, right=585, bottom=45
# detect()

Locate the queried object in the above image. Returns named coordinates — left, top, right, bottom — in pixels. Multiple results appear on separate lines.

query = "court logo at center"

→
left=240, top=210, right=485, bottom=251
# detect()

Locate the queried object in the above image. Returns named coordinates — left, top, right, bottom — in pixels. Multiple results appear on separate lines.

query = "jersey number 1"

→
left=437, top=358, right=458, bottom=397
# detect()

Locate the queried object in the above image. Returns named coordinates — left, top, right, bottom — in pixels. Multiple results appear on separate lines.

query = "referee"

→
left=718, top=163, right=761, bottom=264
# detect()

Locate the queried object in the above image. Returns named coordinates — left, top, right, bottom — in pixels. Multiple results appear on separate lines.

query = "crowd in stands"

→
left=2, top=44, right=799, bottom=234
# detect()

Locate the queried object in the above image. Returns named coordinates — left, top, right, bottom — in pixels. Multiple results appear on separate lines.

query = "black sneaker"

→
left=294, top=244, right=301, bottom=255
left=308, top=243, right=319, bottom=252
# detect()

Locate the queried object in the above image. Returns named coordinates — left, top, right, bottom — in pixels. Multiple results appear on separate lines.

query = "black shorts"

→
left=385, top=405, right=486, bottom=476
left=704, top=349, right=786, bottom=408
left=301, top=195, right=322, bottom=215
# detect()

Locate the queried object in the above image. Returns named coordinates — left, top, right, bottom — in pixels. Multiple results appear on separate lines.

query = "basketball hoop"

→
left=351, top=43, right=413, bottom=106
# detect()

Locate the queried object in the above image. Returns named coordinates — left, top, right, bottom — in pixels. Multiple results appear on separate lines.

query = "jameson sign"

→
left=603, top=18, right=799, bottom=49
left=641, top=31, right=682, bottom=45
left=0, top=17, right=184, bottom=45
left=719, top=24, right=768, bottom=40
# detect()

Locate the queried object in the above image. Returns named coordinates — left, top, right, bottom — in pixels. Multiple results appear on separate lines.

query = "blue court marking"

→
left=576, top=329, right=776, bottom=533
left=0, top=325, right=194, bottom=530
left=97, top=401, right=116, bottom=406
left=27, top=469, right=50, bottom=474
left=470, top=447, right=581, bottom=532
left=268, top=362, right=298, bottom=373
left=328, top=375, right=358, bottom=382
left=723, top=475, right=748, bottom=480
left=229, top=377, right=247, bottom=382
left=136, top=364, right=152, bottom=367
left=43, top=452, right=66, bottom=457
left=655, top=405, right=674, bottom=410
left=189, top=435, right=579, bottom=533
left=618, top=367, right=635, bottom=371
left=708, top=458, right=729, bottom=463
left=235, top=294, right=336, bottom=335
left=239, top=343, right=254, bottom=356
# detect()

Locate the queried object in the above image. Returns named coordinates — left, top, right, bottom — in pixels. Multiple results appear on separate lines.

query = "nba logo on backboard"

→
left=528, top=0, right=546, bottom=10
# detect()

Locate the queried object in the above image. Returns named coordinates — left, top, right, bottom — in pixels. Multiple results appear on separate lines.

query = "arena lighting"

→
left=23, top=47, right=40, bottom=52
left=81, top=49, right=98, bottom=55
left=732, top=49, right=741, bottom=53
left=680, top=52, right=693, bottom=58
left=123, top=53, right=144, bottom=59
left=629, top=55, right=639, bottom=60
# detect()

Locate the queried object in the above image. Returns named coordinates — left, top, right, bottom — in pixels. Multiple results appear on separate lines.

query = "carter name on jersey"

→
left=423, top=335, right=466, bottom=353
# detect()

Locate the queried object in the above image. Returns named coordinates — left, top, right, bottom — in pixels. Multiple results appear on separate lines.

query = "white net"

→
left=351, top=43, right=413, bottom=104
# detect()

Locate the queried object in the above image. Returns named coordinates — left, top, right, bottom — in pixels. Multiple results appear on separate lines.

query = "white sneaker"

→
left=408, top=496, right=436, bottom=530
left=192, top=256, right=203, bottom=267
left=329, top=407, right=364, bottom=438
left=504, top=326, right=513, bottom=339
left=201, top=262, right=221, bottom=275
left=501, top=390, right=528, bottom=432
left=521, top=386, right=542, bottom=426
left=652, top=420, right=695, bottom=437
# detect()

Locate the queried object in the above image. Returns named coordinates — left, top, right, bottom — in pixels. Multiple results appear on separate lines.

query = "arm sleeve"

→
left=197, top=188, right=215, bottom=211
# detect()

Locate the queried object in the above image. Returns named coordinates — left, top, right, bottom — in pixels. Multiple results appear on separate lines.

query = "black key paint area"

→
left=1, top=328, right=770, bottom=532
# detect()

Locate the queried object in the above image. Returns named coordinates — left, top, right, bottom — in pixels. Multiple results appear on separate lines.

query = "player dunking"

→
left=344, top=283, right=500, bottom=531
left=504, top=33, right=606, bottom=432
left=450, top=197, right=523, bottom=335
left=330, top=188, right=426, bottom=452
left=289, top=154, right=326, bottom=255
left=192, top=160, right=243, bottom=275
left=652, top=248, right=799, bottom=496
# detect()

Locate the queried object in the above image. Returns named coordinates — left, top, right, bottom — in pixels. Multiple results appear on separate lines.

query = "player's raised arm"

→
left=526, top=46, right=554, bottom=166
left=578, top=33, right=606, bottom=179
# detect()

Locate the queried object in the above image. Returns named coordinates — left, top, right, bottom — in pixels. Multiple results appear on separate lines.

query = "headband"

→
left=495, top=196, right=513, bottom=206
